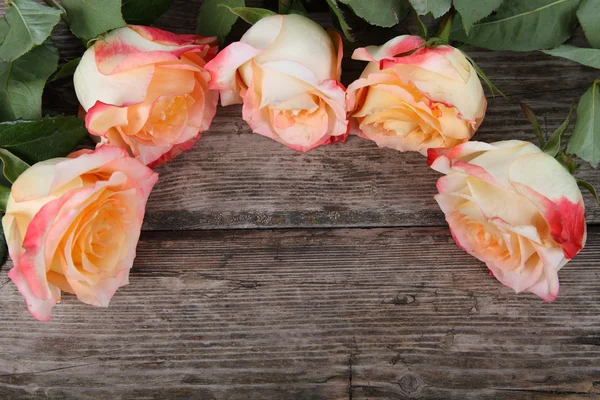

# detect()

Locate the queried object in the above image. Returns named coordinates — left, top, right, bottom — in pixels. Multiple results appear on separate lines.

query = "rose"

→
left=205, top=14, right=348, bottom=152
left=74, top=25, right=219, bottom=167
left=3, top=146, right=158, bottom=321
left=347, top=35, right=487, bottom=155
left=428, top=140, right=586, bottom=301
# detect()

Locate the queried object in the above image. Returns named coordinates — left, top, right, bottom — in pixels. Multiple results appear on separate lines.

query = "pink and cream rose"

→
left=347, top=35, right=486, bottom=154
left=3, top=146, right=158, bottom=321
left=429, top=140, right=586, bottom=301
left=205, top=14, right=348, bottom=152
left=74, top=26, right=219, bottom=167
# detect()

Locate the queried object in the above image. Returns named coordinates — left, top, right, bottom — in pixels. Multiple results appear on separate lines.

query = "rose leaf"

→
left=568, top=80, right=600, bottom=168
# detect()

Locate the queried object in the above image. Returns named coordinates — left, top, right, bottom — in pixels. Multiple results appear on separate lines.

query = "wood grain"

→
left=1, top=227, right=600, bottom=399
left=2, top=3, right=600, bottom=399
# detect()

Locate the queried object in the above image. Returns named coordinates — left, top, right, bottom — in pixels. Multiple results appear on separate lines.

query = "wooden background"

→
left=1, top=1, right=600, bottom=399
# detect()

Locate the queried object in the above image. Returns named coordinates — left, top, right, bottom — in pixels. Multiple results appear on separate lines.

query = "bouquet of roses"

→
left=0, top=0, right=598, bottom=321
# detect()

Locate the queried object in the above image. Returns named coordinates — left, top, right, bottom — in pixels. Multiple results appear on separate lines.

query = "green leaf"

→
left=279, top=0, right=292, bottom=13
left=0, top=116, right=88, bottom=164
left=279, top=0, right=308, bottom=16
left=196, top=0, right=245, bottom=46
left=0, top=39, right=59, bottom=122
left=339, top=0, right=410, bottom=27
left=0, top=221, right=7, bottom=268
left=0, top=148, right=29, bottom=183
left=454, top=0, right=504, bottom=34
left=521, top=104, right=545, bottom=147
left=577, top=0, right=600, bottom=49
left=0, top=0, right=61, bottom=62
left=122, top=0, right=172, bottom=25
left=451, top=0, right=580, bottom=52
left=577, top=178, right=600, bottom=206
left=0, top=17, right=9, bottom=41
left=568, top=80, right=600, bottom=167
left=0, top=185, right=10, bottom=213
left=461, top=51, right=505, bottom=98
left=542, top=45, right=600, bottom=69
left=49, top=57, right=81, bottom=83
left=409, top=0, right=451, bottom=18
left=222, top=6, right=277, bottom=25
left=543, top=106, right=573, bottom=157
left=325, top=0, right=353, bottom=41
left=62, top=0, right=127, bottom=42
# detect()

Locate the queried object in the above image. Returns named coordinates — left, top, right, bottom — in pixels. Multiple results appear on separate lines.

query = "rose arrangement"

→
left=0, top=0, right=598, bottom=321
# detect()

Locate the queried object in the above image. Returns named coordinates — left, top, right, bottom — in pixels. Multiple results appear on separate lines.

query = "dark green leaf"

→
left=577, top=0, right=600, bottom=49
left=196, top=0, right=245, bottom=46
left=454, top=0, right=504, bottom=34
left=543, top=106, right=572, bottom=157
left=279, top=0, right=308, bottom=15
left=339, top=0, right=410, bottom=27
left=222, top=6, right=276, bottom=25
left=542, top=45, right=600, bottom=69
left=122, top=0, right=172, bottom=25
left=451, top=0, right=580, bottom=52
left=0, top=148, right=29, bottom=183
left=279, top=0, right=292, bottom=13
left=568, top=80, right=600, bottom=167
left=0, top=39, right=59, bottom=122
left=461, top=51, right=505, bottom=98
left=290, top=0, right=308, bottom=15
left=0, top=18, right=8, bottom=44
left=0, top=0, right=61, bottom=62
left=49, top=57, right=81, bottom=83
left=62, top=0, right=127, bottom=42
left=521, top=103, right=545, bottom=147
left=0, top=185, right=10, bottom=213
left=409, top=0, right=451, bottom=18
left=325, top=0, right=353, bottom=41
left=0, top=116, right=88, bottom=164
left=577, top=178, right=600, bottom=206
left=0, top=222, right=7, bottom=268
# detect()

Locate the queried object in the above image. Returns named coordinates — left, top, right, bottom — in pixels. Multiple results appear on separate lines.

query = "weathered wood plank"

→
left=142, top=118, right=600, bottom=231
left=3, top=1, right=599, bottom=230
left=1, top=227, right=599, bottom=399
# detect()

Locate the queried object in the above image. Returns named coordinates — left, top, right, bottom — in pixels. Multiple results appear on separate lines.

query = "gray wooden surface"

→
left=1, top=1, right=600, bottom=399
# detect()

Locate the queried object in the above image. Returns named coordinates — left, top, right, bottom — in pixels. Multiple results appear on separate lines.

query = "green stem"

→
left=42, top=0, right=68, bottom=23
left=434, top=9, right=454, bottom=43
left=415, top=14, right=428, bottom=39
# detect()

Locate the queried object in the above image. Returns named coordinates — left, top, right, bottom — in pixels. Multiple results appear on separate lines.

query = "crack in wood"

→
left=497, top=388, right=600, bottom=395
left=0, top=363, right=96, bottom=377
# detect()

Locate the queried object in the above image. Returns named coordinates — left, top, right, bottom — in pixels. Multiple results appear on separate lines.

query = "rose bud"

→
left=347, top=35, right=487, bottom=154
left=74, top=26, right=218, bottom=167
left=429, top=140, right=586, bottom=301
left=205, top=14, right=348, bottom=152
left=3, top=147, right=158, bottom=321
